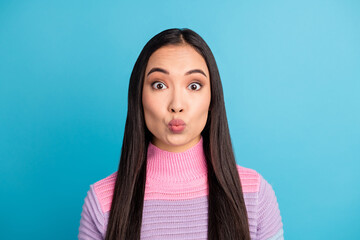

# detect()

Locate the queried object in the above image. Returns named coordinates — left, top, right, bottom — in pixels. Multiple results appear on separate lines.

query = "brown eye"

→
left=152, top=81, right=167, bottom=90
left=188, top=82, right=202, bottom=91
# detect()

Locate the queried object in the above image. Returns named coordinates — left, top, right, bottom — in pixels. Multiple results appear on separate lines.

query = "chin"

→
left=151, top=131, right=200, bottom=148
left=167, top=134, right=200, bottom=145
left=165, top=135, right=188, bottom=145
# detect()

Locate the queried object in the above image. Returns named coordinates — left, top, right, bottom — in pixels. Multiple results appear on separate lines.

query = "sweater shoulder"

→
left=91, top=166, right=261, bottom=213
left=236, top=165, right=261, bottom=193
left=93, top=171, right=117, bottom=214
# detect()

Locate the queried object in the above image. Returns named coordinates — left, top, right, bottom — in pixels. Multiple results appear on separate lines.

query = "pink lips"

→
left=168, top=119, right=186, bottom=133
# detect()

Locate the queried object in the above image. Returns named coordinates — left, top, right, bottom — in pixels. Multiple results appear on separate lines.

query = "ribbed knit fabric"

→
left=78, top=137, right=283, bottom=239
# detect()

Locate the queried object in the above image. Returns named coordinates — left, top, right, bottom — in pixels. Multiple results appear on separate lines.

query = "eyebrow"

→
left=146, top=67, right=207, bottom=77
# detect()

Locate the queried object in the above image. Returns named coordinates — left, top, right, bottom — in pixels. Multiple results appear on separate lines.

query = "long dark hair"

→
left=105, top=28, right=250, bottom=240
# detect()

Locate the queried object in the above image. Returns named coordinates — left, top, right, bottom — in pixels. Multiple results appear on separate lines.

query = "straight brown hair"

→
left=105, top=28, right=251, bottom=240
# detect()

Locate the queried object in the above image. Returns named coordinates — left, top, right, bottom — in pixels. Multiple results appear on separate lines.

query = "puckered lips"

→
left=168, top=119, right=186, bottom=133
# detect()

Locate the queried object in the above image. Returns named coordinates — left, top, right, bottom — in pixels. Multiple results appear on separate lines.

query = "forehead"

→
left=145, top=44, right=209, bottom=75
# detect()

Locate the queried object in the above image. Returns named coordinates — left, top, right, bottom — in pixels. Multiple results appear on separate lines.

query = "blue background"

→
left=1, top=0, right=359, bottom=239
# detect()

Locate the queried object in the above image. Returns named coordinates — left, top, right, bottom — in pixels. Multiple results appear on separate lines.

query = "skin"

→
left=142, top=44, right=211, bottom=152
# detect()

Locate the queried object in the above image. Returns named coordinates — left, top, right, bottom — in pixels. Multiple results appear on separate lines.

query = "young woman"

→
left=78, top=28, right=283, bottom=240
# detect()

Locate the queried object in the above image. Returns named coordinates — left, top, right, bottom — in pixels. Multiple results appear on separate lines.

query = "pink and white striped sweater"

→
left=78, top=137, right=284, bottom=239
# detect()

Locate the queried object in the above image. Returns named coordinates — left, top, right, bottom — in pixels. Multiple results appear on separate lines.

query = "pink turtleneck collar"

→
left=146, top=137, right=208, bottom=183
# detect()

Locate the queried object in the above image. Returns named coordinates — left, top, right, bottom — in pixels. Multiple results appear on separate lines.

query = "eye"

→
left=188, top=82, right=202, bottom=91
left=151, top=81, right=168, bottom=90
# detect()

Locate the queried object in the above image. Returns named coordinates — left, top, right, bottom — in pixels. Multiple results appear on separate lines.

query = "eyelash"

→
left=151, top=81, right=167, bottom=90
left=151, top=81, right=203, bottom=91
left=188, top=82, right=202, bottom=91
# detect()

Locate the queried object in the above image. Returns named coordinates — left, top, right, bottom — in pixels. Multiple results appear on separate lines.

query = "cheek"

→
left=142, top=92, right=164, bottom=128
left=192, top=95, right=211, bottom=126
left=143, top=99, right=156, bottom=123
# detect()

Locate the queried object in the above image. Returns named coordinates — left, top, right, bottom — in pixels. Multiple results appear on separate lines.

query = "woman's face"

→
left=142, top=44, right=211, bottom=152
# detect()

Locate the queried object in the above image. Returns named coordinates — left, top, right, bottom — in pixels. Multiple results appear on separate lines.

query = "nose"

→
left=170, top=107, right=183, bottom=113
left=168, top=87, right=184, bottom=113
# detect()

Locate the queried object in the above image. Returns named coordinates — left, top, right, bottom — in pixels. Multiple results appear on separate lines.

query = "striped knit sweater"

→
left=78, top=137, right=284, bottom=239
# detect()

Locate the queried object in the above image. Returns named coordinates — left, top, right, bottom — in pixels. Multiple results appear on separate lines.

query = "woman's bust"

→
left=79, top=28, right=283, bottom=240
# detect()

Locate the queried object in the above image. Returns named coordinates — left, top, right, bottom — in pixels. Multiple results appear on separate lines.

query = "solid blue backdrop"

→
left=0, top=0, right=359, bottom=239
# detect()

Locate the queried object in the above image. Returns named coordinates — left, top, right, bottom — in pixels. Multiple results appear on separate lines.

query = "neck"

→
left=146, top=137, right=207, bottom=182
